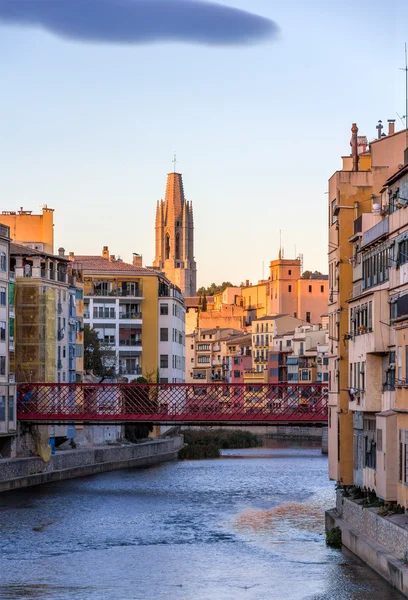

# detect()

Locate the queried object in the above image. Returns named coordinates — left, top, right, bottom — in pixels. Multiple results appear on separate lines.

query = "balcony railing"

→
left=91, top=288, right=143, bottom=298
left=119, top=312, right=142, bottom=320
left=119, top=367, right=142, bottom=376
left=57, top=302, right=63, bottom=314
left=119, top=338, right=142, bottom=347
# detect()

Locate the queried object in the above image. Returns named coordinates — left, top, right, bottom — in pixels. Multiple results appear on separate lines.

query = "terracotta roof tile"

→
left=69, top=255, right=157, bottom=275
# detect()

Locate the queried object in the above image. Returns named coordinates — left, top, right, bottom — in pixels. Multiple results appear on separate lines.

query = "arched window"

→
left=175, top=233, right=180, bottom=260
left=165, top=234, right=170, bottom=260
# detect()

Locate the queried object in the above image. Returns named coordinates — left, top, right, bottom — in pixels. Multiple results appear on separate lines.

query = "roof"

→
left=11, top=243, right=69, bottom=262
left=226, top=333, right=252, bottom=345
left=200, top=327, right=242, bottom=336
left=70, top=255, right=157, bottom=275
left=384, top=162, right=408, bottom=187
left=253, top=314, right=289, bottom=322
left=185, top=295, right=215, bottom=308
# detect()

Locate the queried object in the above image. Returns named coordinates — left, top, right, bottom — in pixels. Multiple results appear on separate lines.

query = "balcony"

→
left=212, top=359, right=222, bottom=366
left=9, top=337, right=14, bottom=351
left=9, top=272, right=15, bottom=283
left=58, top=329, right=65, bottom=341
left=57, top=271, right=67, bottom=283
left=91, top=288, right=143, bottom=298
left=57, top=302, right=63, bottom=314
left=119, top=312, right=142, bottom=320
left=119, top=338, right=142, bottom=347
left=213, top=344, right=221, bottom=352
left=57, top=360, right=63, bottom=370
left=69, top=358, right=76, bottom=371
left=119, top=366, right=142, bottom=377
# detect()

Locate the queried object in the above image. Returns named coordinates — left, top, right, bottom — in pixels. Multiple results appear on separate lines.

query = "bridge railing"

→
left=17, top=383, right=328, bottom=423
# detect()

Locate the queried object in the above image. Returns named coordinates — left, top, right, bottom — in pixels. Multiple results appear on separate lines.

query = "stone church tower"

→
left=153, top=172, right=197, bottom=297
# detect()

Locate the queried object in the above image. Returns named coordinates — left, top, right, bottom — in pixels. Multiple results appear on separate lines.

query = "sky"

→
left=0, top=0, right=407, bottom=287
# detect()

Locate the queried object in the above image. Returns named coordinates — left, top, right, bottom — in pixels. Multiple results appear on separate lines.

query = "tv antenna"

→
left=400, top=43, right=408, bottom=148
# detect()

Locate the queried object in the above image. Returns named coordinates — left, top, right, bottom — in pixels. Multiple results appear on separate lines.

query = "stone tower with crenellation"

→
left=153, top=172, right=197, bottom=297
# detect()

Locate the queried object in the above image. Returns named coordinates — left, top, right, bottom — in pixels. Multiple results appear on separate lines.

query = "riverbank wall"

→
left=0, top=436, right=183, bottom=493
left=326, top=491, right=408, bottom=596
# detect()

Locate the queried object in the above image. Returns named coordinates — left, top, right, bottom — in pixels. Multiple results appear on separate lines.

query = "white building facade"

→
left=159, top=287, right=186, bottom=383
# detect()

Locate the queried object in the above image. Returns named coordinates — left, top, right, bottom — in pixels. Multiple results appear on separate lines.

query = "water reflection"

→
left=0, top=443, right=403, bottom=599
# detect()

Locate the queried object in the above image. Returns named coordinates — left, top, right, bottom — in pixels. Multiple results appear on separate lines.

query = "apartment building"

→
left=11, top=244, right=82, bottom=384
left=268, top=325, right=328, bottom=385
left=186, top=327, right=242, bottom=382
left=0, top=224, right=16, bottom=453
left=72, top=248, right=185, bottom=382
left=251, top=314, right=308, bottom=373
left=328, top=120, right=407, bottom=484
left=223, top=333, right=252, bottom=383
left=1, top=206, right=54, bottom=254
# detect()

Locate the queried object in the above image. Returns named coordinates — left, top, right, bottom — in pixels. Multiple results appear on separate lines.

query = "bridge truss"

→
left=17, top=383, right=328, bottom=426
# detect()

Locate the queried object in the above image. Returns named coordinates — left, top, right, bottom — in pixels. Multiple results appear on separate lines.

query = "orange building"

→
left=0, top=207, right=54, bottom=254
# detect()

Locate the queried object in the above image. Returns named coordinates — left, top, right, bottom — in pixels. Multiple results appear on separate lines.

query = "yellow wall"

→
left=1, top=208, right=54, bottom=254
left=241, top=283, right=268, bottom=319
left=140, top=275, right=159, bottom=379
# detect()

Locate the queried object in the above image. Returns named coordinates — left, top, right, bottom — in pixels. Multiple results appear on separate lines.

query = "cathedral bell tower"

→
left=153, top=172, right=197, bottom=297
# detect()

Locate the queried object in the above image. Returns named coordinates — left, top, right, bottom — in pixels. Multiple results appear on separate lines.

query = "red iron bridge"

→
left=17, top=383, right=328, bottom=426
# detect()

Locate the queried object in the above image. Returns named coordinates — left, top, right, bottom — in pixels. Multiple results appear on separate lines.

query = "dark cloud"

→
left=0, top=0, right=278, bottom=46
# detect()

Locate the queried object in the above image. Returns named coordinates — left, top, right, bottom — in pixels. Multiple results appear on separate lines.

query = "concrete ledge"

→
left=326, top=509, right=408, bottom=597
left=0, top=436, right=183, bottom=492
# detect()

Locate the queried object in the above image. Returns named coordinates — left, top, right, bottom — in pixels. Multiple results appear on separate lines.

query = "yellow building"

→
left=71, top=248, right=186, bottom=382
left=11, top=244, right=80, bottom=383
left=1, top=207, right=54, bottom=254
left=328, top=121, right=407, bottom=484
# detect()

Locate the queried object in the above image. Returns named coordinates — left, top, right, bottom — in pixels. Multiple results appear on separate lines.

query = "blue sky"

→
left=0, top=0, right=406, bottom=286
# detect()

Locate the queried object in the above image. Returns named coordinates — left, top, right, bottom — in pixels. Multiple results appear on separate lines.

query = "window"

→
left=288, top=285, right=292, bottom=293
left=377, top=428, right=383, bottom=452
left=62, top=372, right=66, bottom=382
left=0, top=396, right=4, bottom=421
left=288, top=270, right=292, bottom=275
left=323, top=372, right=329, bottom=382
left=0, top=287, right=6, bottom=306
left=321, top=285, right=324, bottom=293
left=8, top=395, right=14, bottom=421
left=160, top=304, right=169, bottom=315
left=76, top=344, right=83, bottom=357
left=160, top=355, right=169, bottom=368
left=234, top=370, right=240, bottom=378
left=398, top=346, right=403, bottom=383
left=160, top=328, right=168, bottom=341
left=0, top=252, right=6, bottom=272
left=191, top=358, right=194, bottom=362
left=331, top=199, right=337, bottom=224
left=404, top=431, right=408, bottom=485
left=308, top=285, right=312, bottom=293
left=362, top=243, right=390, bottom=290
left=191, top=344, right=194, bottom=350
left=198, top=344, right=210, bottom=351
left=234, top=357, right=240, bottom=365
left=286, top=340, right=291, bottom=347
left=197, top=355, right=210, bottom=364
left=0, top=321, right=5, bottom=341
left=399, top=430, right=404, bottom=481
left=323, top=357, right=329, bottom=366
left=306, top=312, right=311, bottom=323
left=270, top=368, right=279, bottom=378
left=301, top=369, right=309, bottom=381
left=63, top=346, right=66, bottom=358
left=160, top=378, right=168, bottom=384
left=0, top=356, right=5, bottom=375
left=294, top=312, right=297, bottom=318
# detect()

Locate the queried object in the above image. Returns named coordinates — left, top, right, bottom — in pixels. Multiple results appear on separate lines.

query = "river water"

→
left=0, top=441, right=404, bottom=600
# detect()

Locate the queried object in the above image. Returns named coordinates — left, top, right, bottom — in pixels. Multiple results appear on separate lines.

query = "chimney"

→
left=58, top=247, right=65, bottom=257
left=351, top=123, right=358, bottom=171
left=245, top=279, right=249, bottom=287
left=376, top=120, right=383, bottom=140
left=68, top=251, right=74, bottom=261
left=102, top=246, right=109, bottom=259
left=109, top=255, right=115, bottom=262
left=133, top=253, right=143, bottom=268
left=388, top=119, right=395, bottom=136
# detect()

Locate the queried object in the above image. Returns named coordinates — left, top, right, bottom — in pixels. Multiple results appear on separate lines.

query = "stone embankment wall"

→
left=326, top=492, right=408, bottom=596
left=0, top=436, right=183, bottom=493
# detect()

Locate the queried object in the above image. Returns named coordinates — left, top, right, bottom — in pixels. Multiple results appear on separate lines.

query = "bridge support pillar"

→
left=321, top=426, right=328, bottom=454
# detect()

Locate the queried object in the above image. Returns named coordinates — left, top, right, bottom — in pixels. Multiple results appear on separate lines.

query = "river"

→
left=0, top=441, right=404, bottom=600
